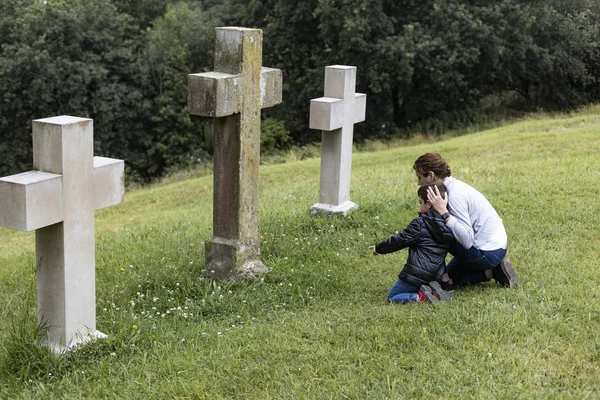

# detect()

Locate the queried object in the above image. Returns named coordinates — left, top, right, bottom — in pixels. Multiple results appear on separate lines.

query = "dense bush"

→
left=1, top=0, right=598, bottom=181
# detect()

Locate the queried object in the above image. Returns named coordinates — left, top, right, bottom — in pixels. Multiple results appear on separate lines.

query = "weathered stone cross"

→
left=0, top=116, right=124, bottom=352
left=309, top=65, right=366, bottom=217
left=188, top=27, right=282, bottom=279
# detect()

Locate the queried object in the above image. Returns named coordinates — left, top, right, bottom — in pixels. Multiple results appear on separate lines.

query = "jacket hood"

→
left=421, top=211, right=454, bottom=245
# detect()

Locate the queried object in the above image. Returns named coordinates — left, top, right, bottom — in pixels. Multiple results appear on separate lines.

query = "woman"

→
left=413, top=153, right=517, bottom=288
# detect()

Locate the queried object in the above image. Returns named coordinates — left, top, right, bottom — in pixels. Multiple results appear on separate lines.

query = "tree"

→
left=0, top=0, right=146, bottom=177
left=1, top=0, right=598, bottom=180
left=142, top=2, right=219, bottom=175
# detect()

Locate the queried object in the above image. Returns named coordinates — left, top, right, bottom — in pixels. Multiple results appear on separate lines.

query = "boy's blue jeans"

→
left=387, top=279, right=420, bottom=303
left=447, top=242, right=507, bottom=287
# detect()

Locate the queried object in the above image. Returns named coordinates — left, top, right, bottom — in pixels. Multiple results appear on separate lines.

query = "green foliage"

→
left=0, top=0, right=147, bottom=178
left=112, top=0, right=171, bottom=30
left=143, top=2, right=218, bottom=176
left=518, top=5, right=600, bottom=107
left=0, top=0, right=598, bottom=181
left=250, top=0, right=600, bottom=143
left=260, top=118, right=290, bottom=156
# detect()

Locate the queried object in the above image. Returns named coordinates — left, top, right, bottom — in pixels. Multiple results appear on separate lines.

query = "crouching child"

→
left=369, top=182, right=454, bottom=303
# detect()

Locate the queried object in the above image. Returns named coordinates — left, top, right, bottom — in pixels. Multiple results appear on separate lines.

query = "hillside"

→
left=1, top=107, right=599, bottom=398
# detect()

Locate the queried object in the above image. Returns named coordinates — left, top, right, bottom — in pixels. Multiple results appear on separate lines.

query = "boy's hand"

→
left=427, top=185, right=449, bottom=214
left=369, top=246, right=378, bottom=255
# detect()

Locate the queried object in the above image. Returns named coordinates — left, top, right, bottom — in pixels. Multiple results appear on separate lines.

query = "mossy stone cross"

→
left=188, top=27, right=282, bottom=279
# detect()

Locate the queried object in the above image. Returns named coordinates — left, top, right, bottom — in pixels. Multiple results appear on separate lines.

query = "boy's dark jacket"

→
left=375, top=210, right=454, bottom=287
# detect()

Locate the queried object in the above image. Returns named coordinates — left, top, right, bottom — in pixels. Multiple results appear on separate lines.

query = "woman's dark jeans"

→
left=446, top=242, right=507, bottom=287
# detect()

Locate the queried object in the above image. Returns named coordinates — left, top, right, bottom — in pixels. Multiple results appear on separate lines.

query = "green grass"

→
left=1, top=106, right=600, bottom=399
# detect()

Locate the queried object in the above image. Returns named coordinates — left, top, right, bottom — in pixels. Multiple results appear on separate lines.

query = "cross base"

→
left=205, top=237, right=268, bottom=280
left=309, top=201, right=358, bottom=217
left=41, top=330, right=107, bottom=355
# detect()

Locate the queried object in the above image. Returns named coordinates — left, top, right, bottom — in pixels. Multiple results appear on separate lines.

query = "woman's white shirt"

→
left=443, top=176, right=507, bottom=251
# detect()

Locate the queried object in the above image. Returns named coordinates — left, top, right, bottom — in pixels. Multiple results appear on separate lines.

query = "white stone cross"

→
left=309, top=65, right=366, bottom=217
left=0, top=116, right=124, bottom=353
left=188, top=27, right=282, bottom=279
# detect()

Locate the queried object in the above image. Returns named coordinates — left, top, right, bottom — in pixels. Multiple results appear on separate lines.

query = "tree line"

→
left=1, top=0, right=598, bottom=182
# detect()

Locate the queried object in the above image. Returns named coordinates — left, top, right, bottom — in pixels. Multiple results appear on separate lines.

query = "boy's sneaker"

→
left=418, top=285, right=439, bottom=302
left=492, top=259, right=518, bottom=288
left=428, top=281, right=452, bottom=302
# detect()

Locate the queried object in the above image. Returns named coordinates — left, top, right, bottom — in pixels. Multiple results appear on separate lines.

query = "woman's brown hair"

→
left=413, top=153, right=451, bottom=178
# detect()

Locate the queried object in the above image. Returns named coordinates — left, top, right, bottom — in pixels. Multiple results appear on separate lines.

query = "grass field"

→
left=1, top=106, right=599, bottom=399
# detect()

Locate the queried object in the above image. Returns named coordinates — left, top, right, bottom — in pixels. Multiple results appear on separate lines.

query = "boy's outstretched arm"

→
left=373, top=218, right=421, bottom=255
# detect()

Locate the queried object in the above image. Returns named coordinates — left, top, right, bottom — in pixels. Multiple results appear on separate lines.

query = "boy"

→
left=369, top=182, right=454, bottom=303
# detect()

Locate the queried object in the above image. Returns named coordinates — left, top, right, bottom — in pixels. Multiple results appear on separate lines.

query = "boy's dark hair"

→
left=413, top=153, right=451, bottom=178
left=417, top=182, right=448, bottom=204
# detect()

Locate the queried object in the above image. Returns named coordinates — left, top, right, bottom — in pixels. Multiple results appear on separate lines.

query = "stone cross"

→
left=0, top=116, right=124, bottom=353
left=309, top=65, right=366, bottom=217
left=188, top=27, right=282, bottom=279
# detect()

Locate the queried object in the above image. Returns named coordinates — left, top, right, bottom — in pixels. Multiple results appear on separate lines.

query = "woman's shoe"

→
left=493, top=259, right=518, bottom=288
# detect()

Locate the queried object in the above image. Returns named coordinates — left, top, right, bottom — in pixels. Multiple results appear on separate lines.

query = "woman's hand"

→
left=427, top=185, right=449, bottom=214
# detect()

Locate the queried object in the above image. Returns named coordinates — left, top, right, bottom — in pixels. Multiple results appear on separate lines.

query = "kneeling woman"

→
left=413, top=153, right=517, bottom=288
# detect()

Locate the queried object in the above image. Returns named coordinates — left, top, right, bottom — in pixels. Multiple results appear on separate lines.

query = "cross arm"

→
left=309, top=97, right=345, bottom=131
left=188, top=67, right=282, bottom=118
left=309, top=93, right=367, bottom=131
left=354, top=93, right=367, bottom=124
left=0, top=171, right=63, bottom=231
left=260, top=67, right=283, bottom=109
left=93, top=157, right=125, bottom=211
left=188, top=72, right=241, bottom=117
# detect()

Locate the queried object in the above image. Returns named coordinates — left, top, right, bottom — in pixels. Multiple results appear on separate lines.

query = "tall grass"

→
left=1, top=106, right=599, bottom=398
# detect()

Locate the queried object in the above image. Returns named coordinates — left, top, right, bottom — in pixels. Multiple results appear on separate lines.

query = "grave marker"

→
left=309, top=65, right=366, bottom=217
left=0, top=116, right=124, bottom=352
left=188, top=27, right=282, bottom=279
